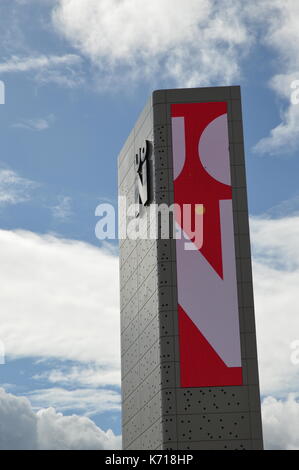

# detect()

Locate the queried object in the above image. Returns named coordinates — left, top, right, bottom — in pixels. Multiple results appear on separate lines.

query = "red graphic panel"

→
left=171, top=102, right=242, bottom=387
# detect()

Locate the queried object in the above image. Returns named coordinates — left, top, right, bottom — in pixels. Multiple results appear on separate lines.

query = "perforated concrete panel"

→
left=118, top=86, right=263, bottom=450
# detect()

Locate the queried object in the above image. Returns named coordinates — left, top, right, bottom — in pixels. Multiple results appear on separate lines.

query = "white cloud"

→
left=0, top=54, right=84, bottom=87
left=0, top=168, right=36, bottom=205
left=52, top=0, right=251, bottom=87
left=262, top=395, right=299, bottom=450
left=36, top=407, right=121, bottom=450
left=27, top=387, right=120, bottom=416
left=250, top=214, right=299, bottom=396
left=12, top=114, right=55, bottom=131
left=0, top=230, right=120, bottom=378
left=0, top=388, right=37, bottom=450
left=51, top=196, right=73, bottom=220
left=252, top=1, right=299, bottom=155
left=0, top=388, right=121, bottom=450
left=0, top=54, right=80, bottom=73
left=34, top=364, right=120, bottom=388
left=254, top=72, right=299, bottom=155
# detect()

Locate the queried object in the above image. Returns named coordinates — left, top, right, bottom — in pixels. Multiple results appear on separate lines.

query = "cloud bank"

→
left=262, top=395, right=299, bottom=450
left=0, top=229, right=120, bottom=381
left=52, top=0, right=251, bottom=88
left=250, top=214, right=299, bottom=397
left=0, top=388, right=121, bottom=450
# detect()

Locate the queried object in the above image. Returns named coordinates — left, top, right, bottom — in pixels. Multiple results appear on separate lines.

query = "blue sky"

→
left=1, top=0, right=299, bottom=450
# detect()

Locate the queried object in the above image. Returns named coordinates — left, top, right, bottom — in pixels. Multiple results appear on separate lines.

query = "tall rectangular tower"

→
left=118, top=87, right=263, bottom=450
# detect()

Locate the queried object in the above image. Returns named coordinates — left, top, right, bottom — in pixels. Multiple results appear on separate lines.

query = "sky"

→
left=0, top=0, right=299, bottom=450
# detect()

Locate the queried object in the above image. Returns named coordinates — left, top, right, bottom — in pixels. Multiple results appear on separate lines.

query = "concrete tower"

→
left=118, top=87, right=263, bottom=450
